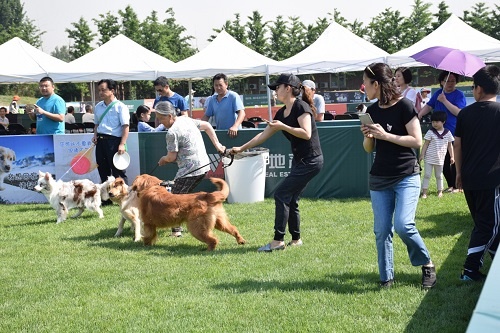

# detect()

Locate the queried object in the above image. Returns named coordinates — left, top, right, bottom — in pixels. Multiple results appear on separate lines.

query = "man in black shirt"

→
left=455, top=65, right=500, bottom=282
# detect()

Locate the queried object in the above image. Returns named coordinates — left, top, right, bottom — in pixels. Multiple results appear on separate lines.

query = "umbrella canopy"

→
left=410, top=46, right=485, bottom=77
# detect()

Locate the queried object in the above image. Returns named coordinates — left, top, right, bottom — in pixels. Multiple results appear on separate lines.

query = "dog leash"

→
left=57, top=144, right=96, bottom=181
left=154, top=149, right=234, bottom=186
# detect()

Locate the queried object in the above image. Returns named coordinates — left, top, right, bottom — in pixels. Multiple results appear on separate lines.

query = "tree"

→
left=210, top=13, right=247, bottom=45
left=328, top=9, right=348, bottom=28
left=51, top=45, right=73, bottom=62
left=303, top=18, right=329, bottom=47
left=65, top=17, right=96, bottom=59
left=491, top=5, right=500, bottom=40
left=285, top=16, right=307, bottom=58
left=432, top=1, right=451, bottom=30
left=367, top=8, right=408, bottom=53
left=246, top=11, right=267, bottom=54
left=401, top=0, right=433, bottom=48
left=0, top=0, right=43, bottom=46
left=463, top=2, right=492, bottom=36
left=93, top=12, right=120, bottom=45
left=118, top=5, right=141, bottom=42
left=155, top=8, right=195, bottom=62
left=267, top=15, right=289, bottom=60
left=348, top=19, right=369, bottom=39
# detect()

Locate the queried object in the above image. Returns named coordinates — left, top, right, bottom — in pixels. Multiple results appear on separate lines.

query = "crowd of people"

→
left=3, top=65, right=499, bottom=288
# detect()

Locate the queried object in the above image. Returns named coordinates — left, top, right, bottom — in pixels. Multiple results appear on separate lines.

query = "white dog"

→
left=34, top=171, right=113, bottom=223
left=0, top=146, right=16, bottom=191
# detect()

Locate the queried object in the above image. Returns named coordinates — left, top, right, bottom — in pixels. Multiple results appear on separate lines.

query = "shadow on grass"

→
left=404, top=206, right=484, bottom=332
left=64, top=227, right=255, bottom=255
left=211, top=271, right=441, bottom=294
left=9, top=212, right=101, bottom=227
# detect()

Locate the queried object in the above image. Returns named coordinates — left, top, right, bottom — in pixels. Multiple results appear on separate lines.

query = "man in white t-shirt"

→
left=82, top=104, right=94, bottom=123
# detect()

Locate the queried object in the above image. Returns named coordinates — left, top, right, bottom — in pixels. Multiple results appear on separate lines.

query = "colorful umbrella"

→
left=410, top=46, right=485, bottom=77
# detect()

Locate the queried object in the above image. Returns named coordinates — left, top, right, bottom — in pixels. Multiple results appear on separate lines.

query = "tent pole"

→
left=266, top=65, right=272, bottom=120
left=188, top=80, right=193, bottom=118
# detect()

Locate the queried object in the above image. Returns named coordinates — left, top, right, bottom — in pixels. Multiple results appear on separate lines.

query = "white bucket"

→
left=223, top=148, right=269, bottom=203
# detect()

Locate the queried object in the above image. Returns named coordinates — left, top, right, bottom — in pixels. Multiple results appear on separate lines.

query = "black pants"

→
left=463, top=186, right=500, bottom=272
left=443, top=149, right=456, bottom=189
left=96, top=134, right=128, bottom=185
left=170, top=173, right=206, bottom=233
left=273, top=155, right=323, bottom=241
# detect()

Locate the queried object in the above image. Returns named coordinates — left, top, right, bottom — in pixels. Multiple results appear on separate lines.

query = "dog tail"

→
left=206, top=178, right=229, bottom=203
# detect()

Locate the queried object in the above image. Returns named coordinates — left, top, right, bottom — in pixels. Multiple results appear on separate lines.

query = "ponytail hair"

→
left=300, top=85, right=317, bottom=113
left=135, top=105, right=150, bottom=123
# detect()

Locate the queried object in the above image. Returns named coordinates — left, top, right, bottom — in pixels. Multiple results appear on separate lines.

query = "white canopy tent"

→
left=161, top=30, right=281, bottom=118
left=386, top=14, right=500, bottom=68
left=271, top=21, right=389, bottom=74
left=162, top=30, right=279, bottom=80
left=51, top=34, right=176, bottom=82
left=0, top=37, right=69, bottom=83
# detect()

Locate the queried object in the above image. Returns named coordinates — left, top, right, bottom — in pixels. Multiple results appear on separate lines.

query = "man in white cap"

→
left=302, top=80, right=326, bottom=121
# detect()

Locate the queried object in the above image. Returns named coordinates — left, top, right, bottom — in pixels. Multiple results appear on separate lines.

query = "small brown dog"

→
left=139, top=177, right=246, bottom=250
left=108, top=174, right=162, bottom=242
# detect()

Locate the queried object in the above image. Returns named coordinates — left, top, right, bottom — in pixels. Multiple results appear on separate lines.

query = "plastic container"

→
left=223, top=147, right=269, bottom=203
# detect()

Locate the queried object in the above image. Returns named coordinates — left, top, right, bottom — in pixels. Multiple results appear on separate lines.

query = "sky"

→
left=23, top=0, right=497, bottom=54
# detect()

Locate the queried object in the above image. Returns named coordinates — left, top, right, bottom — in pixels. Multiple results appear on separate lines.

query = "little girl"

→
left=135, top=105, right=165, bottom=132
left=419, top=112, right=455, bottom=198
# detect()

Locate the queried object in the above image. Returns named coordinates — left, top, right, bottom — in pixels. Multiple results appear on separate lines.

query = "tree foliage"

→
left=65, top=17, right=96, bottom=59
left=4, top=1, right=500, bottom=101
left=93, top=12, right=120, bottom=46
left=0, top=0, right=43, bottom=46
left=246, top=11, right=267, bottom=54
left=51, top=45, right=72, bottom=62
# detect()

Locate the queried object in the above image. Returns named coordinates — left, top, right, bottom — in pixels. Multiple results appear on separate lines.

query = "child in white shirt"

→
left=419, top=112, right=455, bottom=198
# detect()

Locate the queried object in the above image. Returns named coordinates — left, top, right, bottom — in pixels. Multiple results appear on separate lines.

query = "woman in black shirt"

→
left=231, top=73, right=323, bottom=252
left=361, top=63, right=436, bottom=289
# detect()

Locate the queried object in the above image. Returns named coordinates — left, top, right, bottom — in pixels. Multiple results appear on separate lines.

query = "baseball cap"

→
left=268, top=73, right=301, bottom=90
left=12, top=95, right=20, bottom=101
left=421, top=87, right=431, bottom=93
left=302, top=80, right=316, bottom=90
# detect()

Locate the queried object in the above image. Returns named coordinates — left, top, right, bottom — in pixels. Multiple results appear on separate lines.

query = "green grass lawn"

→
left=0, top=190, right=487, bottom=332
left=0, top=95, right=38, bottom=109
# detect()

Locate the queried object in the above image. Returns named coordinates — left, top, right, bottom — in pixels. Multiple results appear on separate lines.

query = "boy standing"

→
left=419, top=112, right=455, bottom=198
left=455, top=65, right=500, bottom=282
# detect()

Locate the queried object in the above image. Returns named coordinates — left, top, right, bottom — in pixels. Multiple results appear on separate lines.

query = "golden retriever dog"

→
left=107, top=174, right=162, bottom=242
left=139, top=178, right=246, bottom=250
left=0, top=146, right=16, bottom=190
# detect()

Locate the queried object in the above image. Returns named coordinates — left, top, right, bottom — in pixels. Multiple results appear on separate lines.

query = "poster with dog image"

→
left=0, top=135, right=54, bottom=204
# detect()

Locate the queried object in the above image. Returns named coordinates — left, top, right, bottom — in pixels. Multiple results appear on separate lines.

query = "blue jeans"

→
left=273, top=155, right=323, bottom=241
left=370, top=174, right=431, bottom=282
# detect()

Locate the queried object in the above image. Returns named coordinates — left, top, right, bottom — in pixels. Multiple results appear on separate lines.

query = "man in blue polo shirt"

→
left=202, top=73, right=245, bottom=138
left=153, top=76, right=188, bottom=116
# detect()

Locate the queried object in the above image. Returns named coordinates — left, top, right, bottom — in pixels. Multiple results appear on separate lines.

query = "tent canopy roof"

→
left=0, top=37, right=69, bottom=83
left=387, top=14, right=500, bottom=68
left=162, top=30, right=279, bottom=80
left=272, top=21, right=389, bottom=74
left=52, top=34, right=175, bottom=82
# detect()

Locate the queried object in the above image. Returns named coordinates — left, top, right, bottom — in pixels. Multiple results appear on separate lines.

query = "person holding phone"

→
left=28, top=77, right=65, bottom=134
left=361, top=63, right=436, bottom=289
